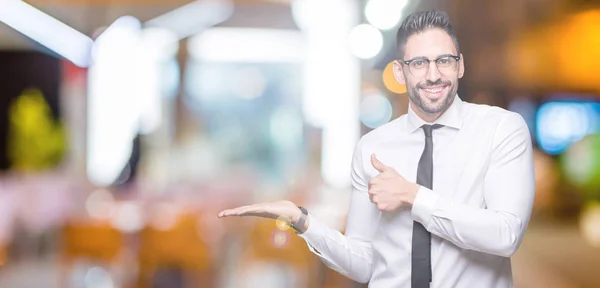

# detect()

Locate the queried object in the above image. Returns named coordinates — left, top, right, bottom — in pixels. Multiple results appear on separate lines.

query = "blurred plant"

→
left=7, top=88, right=66, bottom=171
left=561, top=133, right=600, bottom=202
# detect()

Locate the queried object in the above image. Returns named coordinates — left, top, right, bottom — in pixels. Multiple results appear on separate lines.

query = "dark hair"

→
left=396, top=10, right=460, bottom=59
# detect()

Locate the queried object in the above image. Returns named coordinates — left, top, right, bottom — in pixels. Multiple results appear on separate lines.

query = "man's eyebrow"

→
left=405, top=56, right=428, bottom=61
left=406, top=54, right=455, bottom=61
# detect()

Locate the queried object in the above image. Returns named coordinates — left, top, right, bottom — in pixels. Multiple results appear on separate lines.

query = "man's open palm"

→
left=218, top=200, right=301, bottom=223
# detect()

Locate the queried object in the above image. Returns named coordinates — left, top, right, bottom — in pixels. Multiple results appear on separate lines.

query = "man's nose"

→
left=425, top=61, right=441, bottom=82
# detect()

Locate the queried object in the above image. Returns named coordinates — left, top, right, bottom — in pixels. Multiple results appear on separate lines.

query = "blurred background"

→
left=0, top=0, right=599, bottom=287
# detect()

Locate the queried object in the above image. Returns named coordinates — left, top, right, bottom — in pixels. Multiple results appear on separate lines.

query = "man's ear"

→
left=458, top=53, right=465, bottom=79
left=392, top=60, right=406, bottom=85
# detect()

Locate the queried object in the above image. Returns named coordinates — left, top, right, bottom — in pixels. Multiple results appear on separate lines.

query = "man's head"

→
left=392, top=10, right=464, bottom=118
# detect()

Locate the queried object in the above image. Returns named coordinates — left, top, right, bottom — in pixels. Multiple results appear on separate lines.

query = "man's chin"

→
left=418, top=95, right=452, bottom=114
left=420, top=105, right=446, bottom=114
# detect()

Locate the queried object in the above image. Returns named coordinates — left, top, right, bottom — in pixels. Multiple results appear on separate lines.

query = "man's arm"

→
left=411, top=112, right=535, bottom=257
left=299, top=190, right=378, bottom=283
left=299, top=139, right=379, bottom=283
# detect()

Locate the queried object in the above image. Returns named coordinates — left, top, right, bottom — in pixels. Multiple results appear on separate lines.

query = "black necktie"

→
left=412, top=124, right=442, bottom=287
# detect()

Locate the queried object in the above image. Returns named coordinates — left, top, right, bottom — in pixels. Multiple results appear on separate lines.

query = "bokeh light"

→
left=360, top=91, right=393, bottom=128
left=150, top=202, right=180, bottom=231
left=270, top=230, right=290, bottom=248
left=536, top=101, right=600, bottom=155
left=348, top=24, right=383, bottom=59
left=269, top=108, right=303, bottom=151
left=232, top=67, right=267, bottom=99
left=365, top=0, right=408, bottom=30
left=85, top=189, right=115, bottom=220
left=382, top=61, right=407, bottom=94
left=110, top=201, right=144, bottom=233
left=275, top=216, right=291, bottom=231
left=556, top=10, right=600, bottom=91
left=580, top=202, right=600, bottom=248
left=84, top=266, right=114, bottom=288
left=562, top=134, right=600, bottom=192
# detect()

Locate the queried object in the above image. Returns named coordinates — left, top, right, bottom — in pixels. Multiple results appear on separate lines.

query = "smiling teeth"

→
left=424, top=87, right=443, bottom=93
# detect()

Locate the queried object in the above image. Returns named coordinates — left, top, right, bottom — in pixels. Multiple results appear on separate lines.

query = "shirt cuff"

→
left=297, top=214, right=326, bottom=255
left=298, top=213, right=324, bottom=239
left=411, top=186, right=439, bottom=227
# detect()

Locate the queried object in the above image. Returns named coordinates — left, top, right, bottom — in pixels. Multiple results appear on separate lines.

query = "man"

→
left=219, top=10, right=535, bottom=288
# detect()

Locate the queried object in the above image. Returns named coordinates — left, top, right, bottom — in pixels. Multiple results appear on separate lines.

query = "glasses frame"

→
left=401, top=54, right=461, bottom=77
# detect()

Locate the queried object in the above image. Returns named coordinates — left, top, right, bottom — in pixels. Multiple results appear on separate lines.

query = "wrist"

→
left=406, top=183, right=421, bottom=205
left=291, top=206, right=308, bottom=233
left=291, top=207, right=302, bottom=224
left=298, top=214, right=310, bottom=234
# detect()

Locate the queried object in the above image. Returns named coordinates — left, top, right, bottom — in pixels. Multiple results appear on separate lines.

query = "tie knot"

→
left=421, top=124, right=443, bottom=138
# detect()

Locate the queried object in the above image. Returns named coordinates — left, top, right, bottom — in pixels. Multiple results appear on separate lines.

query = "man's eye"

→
left=412, top=60, right=427, bottom=68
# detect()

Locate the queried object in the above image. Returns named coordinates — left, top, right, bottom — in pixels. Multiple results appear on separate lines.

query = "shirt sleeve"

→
left=411, top=112, right=535, bottom=257
left=298, top=139, right=379, bottom=283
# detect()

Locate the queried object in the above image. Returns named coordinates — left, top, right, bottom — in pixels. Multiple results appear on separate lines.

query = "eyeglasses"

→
left=402, top=55, right=460, bottom=77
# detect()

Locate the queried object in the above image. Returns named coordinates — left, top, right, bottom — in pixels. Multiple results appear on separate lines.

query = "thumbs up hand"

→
left=370, top=153, right=398, bottom=176
left=368, top=154, right=421, bottom=212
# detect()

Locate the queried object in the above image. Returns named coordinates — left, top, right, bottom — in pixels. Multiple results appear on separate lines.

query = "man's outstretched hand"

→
left=217, top=200, right=309, bottom=233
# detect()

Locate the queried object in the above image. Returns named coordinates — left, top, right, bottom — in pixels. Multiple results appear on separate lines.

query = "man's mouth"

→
left=420, top=85, right=448, bottom=100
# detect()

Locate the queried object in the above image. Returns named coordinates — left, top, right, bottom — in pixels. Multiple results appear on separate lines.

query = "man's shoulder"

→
left=463, top=101, right=526, bottom=130
left=358, top=115, right=406, bottom=146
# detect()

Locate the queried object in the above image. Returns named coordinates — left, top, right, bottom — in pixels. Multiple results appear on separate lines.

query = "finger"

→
left=218, top=208, right=239, bottom=217
left=369, top=193, right=377, bottom=204
left=371, top=194, right=381, bottom=205
left=218, top=204, right=261, bottom=217
left=218, top=208, right=236, bottom=217
left=222, top=208, right=250, bottom=217
left=374, top=194, right=391, bottom=211
left=245, top=212, right=276, bottom=219
left=368, top=186, right=378, bottom=196
left=238, top=204, right=266, bottom=216
left=368, top=178, right=379, bottom=189
left=371, top=154, right=389, bottom=173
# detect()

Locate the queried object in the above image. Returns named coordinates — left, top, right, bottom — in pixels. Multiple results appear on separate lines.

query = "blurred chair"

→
left=237, top=218, right=319, bottom=288
left=136, top=212, right=215, bottom=288
left=59, top=220, right=124, bottom=287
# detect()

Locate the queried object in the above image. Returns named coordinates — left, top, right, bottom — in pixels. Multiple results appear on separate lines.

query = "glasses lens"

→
left=409, top=59, right=429, bottom=76
left=436, top=56, right=458, bottom=74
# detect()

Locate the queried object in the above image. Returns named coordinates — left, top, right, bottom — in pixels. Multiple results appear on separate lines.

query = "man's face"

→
left=393, top=28, right=464, bottom=115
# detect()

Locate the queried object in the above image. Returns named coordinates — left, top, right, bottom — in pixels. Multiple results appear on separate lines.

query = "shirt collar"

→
left=406, top=94, right=464, bottom=133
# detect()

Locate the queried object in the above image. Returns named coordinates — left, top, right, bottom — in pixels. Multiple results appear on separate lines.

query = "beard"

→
left=407, top=78, right=458, bottom=114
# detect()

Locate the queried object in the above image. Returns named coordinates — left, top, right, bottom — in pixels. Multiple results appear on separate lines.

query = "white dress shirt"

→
left=299, top=96, right=535, bottom=288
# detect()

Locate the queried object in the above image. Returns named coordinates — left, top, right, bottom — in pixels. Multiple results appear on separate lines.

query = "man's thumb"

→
left=371, top=154, right=388, bottom=173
